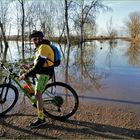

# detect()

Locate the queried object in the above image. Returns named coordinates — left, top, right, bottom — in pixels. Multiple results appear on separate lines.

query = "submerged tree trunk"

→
left=0, top=38, right=3, bottom=58
left=18, top=0, right=25, bottom=60
left=64, top=0, right=71, bottom=84
left=80, top=22, right=84, bottom=76
left=21, top=0, right=25, bottom=60
left=0, top=21, right=9, bottom=61
left=16, top=29, right=20, bottom=54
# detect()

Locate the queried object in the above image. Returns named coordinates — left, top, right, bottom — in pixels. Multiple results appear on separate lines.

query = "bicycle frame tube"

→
left=11, top=75, right=36, bottom=105
left=0, top=62, right=36, bottom=105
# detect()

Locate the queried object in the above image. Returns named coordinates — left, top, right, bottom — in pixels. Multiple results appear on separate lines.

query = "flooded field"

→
left=2, top=40, right=140, bottom=110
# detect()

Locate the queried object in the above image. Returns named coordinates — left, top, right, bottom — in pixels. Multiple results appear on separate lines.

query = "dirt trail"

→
left=0, top=99, right=140, bottom=139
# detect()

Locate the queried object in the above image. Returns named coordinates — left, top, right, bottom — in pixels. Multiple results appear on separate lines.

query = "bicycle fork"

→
left=0, top=85, right=10, bottom=104
left=0, top=77, right=11, bottom=103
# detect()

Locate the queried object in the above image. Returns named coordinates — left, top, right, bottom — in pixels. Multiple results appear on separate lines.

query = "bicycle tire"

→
left=0, top=84, right=19, bottom=116
left=43, top=82, right=79, bottom=120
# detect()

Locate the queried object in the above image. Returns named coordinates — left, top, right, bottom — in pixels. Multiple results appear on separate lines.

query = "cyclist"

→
left=19, top=30, right=54, bottom=127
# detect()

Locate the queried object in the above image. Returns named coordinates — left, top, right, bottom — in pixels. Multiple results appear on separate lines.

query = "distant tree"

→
left=0, top=21, right=9, bottom=61
left=18, top=0, right=25, bottom=60
left=72, top=0, right=110, bottom=75
left=13, top=1, right=22, bottom=54
left=0, top=0, right=10, bottom=61
left=106, top=16, right=118, bottom=38
left=25, top=2, right=38, bottom=54
left=126, top=11, right=140, bottom=38
left=64, top=0, right=72, bottom=84
left=35, top=0, right=55, bottom=37
left=74, top=16, right=96, bottom=38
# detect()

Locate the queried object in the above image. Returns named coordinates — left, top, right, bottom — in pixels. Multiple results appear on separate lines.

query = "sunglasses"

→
left=32, top=38, right=39, bottom=41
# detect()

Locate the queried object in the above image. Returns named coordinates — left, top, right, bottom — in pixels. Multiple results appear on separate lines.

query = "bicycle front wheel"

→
left=43, top=82, right=79, bottom=120
left=0, top=84, right=19, bottom=116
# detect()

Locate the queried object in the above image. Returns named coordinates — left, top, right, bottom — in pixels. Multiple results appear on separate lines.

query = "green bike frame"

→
left=8, top=74, right=36, bottom=105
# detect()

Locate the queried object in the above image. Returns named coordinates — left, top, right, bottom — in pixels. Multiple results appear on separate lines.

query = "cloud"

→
left=103, top=0, right=130, bottom=7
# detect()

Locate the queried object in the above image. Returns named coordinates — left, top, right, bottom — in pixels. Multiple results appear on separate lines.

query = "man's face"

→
left=32, top=37, right=40, bottom=46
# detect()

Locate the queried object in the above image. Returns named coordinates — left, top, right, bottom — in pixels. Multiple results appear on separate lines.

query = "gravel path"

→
left=0, top=98, right=140, bottom=139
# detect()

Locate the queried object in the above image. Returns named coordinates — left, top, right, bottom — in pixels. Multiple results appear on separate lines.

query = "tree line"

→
left=0, top=0, right=109, bottom=61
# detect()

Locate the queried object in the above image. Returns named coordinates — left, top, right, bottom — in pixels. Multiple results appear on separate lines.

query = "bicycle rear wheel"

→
left=0, top=84, right=19, bottom=116
left=43, top=82, right=79, bottom=120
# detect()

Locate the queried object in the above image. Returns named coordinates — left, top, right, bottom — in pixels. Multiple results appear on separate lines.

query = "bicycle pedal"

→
left=29, top=92, right=34, bottom=96
left=32, top=104, right=37, bottom=107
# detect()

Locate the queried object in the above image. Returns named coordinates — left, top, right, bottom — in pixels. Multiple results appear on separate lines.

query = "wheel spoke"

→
left=43, top=82, right=79, bottom=120
left=0, top=84, right=18, bottom=116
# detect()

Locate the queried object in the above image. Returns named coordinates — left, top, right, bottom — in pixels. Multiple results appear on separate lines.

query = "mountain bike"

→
left=0, top=62, right=79, bottom=120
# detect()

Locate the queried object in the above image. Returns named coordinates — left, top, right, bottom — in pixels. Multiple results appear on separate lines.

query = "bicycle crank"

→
left=53, top=96, right=64, bottom=106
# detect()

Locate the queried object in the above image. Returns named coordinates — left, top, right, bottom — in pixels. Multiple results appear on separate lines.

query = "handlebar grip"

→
left=9, top=68, right=13, bottom=72
left=1, top=63, right=4, bottom=68
left=13, top=73, right=19, bottom=78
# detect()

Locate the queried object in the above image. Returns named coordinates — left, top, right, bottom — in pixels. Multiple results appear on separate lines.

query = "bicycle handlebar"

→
left=0, top=61, right=19, bottom=78
left=0, top=61, right=36, bottom=85
left=0, top=62, right=10, bottom=72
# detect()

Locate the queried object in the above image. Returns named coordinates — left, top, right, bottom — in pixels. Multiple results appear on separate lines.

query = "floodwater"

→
left=5, top=40, right=140, bottom=111
left=76, top=40, right=140, bottom=113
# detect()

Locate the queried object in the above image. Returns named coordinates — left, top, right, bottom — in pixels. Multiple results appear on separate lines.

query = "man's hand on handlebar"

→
left=19, top=73, right=26, bottom=80
left=22, top=64, right=30, bottom=70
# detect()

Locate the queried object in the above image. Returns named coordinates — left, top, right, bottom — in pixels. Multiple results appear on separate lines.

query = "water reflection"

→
left=1, top=40, right=140, bottom=92
left=76, top=40, right=140, bottom=107
left=106, top=40, right=118, bottom=68
left=125, top=41, right=140, bottom=67
left=72, top=41, right=103, bottom=90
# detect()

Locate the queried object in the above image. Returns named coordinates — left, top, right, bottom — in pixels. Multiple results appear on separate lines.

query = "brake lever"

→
left=1, top=63, right=4, bottom=68
left=9, top=68, right=13, bottom=72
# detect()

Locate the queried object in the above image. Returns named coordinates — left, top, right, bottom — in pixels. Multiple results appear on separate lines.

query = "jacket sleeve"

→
left=25, top=56, right=46, bottom=77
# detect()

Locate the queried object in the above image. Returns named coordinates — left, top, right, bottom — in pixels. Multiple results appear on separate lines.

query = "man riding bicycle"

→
left=19, top=30, right=54, bottom=127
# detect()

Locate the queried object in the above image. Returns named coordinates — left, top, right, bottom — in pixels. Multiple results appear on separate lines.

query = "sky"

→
left=96, top=0, right=140, bottom=35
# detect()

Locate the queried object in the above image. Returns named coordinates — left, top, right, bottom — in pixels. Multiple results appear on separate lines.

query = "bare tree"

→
left=12, top=1, right=21, bottom=54
left=55, top=1, right=66, bottom=60
left=73, top=0, right=109, bottom=75
left=0, top=0, right=10, bottom=61
left=25, top=2, right=38, bottom=34
left=106, top=16, right=118, bottom=38
left=0, top=21, right=9, bottom=61
left=64, top=0, right=73, bottom=83
left=0, top=31, right=3, bottom=56
left=35, top=0, right=55, bottom=37
left=25, top=2, right=38, bottom=54
left=126, top=11, right=140, bottom=38
left=18, top=0, right=25, bottom=60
